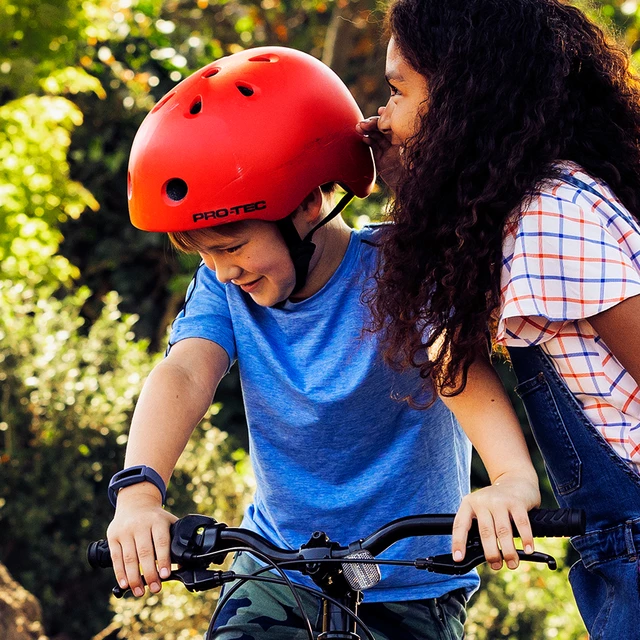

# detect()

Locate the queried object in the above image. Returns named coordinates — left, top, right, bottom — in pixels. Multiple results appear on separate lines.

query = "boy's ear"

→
left=291, top=187, right=324, bottom=228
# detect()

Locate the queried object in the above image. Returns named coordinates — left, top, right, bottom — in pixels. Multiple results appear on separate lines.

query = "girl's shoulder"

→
left=527, top=161, right=624, bottom=216
left=513, top=161, right=636, bottom=238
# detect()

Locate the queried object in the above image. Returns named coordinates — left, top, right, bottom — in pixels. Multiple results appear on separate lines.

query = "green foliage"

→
left=0, top=0, right=93, bottom=97
left=0, top=281, right=155, bottom=636
left=0, top=94, right=98, bottom=285
left=0, top=281, right=252, bottom=638
left=467, top=540, right=587, bottom=640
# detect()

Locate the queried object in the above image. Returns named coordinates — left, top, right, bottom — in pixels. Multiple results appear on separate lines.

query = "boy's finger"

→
left=120, top=539, right=145, bottom=596
left=136, top=534, right=162, bottom=594
left=451, top=502, right=473, bottom=561
left=152, top=524, right=173, bottom=581
left=109, top=541, right=130, bottom=590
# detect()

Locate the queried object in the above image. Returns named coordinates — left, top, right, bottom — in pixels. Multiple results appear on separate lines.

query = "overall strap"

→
left=560, top=173, right=640, bottom=234
left=507, top=344, right=640, bottom=530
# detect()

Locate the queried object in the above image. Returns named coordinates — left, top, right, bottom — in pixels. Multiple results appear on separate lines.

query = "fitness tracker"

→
left=108, top=465, right=167, bottom=508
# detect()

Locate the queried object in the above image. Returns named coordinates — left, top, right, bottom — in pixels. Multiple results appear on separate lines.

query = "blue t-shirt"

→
left=169, top=225, right=479, bottom=601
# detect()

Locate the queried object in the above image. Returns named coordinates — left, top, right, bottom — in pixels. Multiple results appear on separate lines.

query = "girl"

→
left=357, top=0, right=640, bottom=637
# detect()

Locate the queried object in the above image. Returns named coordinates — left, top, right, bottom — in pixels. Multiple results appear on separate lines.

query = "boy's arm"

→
left=106, top=337, right=229, bottom=596
left=438, top=355, right=541, bottom=570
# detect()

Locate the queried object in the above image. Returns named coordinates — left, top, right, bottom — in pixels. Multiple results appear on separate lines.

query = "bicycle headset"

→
left=127, top=46, right=376, bottom=294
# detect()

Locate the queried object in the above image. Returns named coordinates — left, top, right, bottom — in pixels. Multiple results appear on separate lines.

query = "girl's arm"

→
left=106, top=337, right=229, bottom=596
left=439, top=355, right=541, bottom=570
left=590, top=294, right=640, bottom=383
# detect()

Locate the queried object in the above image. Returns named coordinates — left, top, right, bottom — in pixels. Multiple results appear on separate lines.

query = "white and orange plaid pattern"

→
left=497, top=162, right=640, bottom=472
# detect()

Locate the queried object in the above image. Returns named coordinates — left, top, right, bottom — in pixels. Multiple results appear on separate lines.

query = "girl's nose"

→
left=377, top=104, right=392, bottom=133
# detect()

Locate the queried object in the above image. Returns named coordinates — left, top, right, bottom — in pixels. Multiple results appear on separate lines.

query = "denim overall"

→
left=508, top=345, right=640, bottom=638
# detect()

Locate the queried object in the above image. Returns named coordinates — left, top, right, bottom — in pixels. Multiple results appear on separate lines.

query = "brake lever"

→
left=109, top=567, right=237, bottom=599
left=414, top=540, right=557, bottom=575
left=170, top=567, right=236, bottom=592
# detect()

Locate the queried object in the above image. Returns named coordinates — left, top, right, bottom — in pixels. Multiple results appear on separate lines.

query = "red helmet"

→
left=128, top=46, right=375, bottom=232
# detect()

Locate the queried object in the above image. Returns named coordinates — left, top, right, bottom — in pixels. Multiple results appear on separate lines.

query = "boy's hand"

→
left=451, top=472, right=540, bottom=571
left=356, top=113, right=403, bottom=190
left=106, top=485, right=178, bottom=597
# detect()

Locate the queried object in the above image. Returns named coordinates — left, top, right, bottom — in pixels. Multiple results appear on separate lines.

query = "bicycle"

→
left=88, top=508, right=585, bottom=640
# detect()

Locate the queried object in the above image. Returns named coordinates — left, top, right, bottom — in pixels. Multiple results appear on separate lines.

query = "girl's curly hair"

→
left=368, top=0, right=640, bottom=400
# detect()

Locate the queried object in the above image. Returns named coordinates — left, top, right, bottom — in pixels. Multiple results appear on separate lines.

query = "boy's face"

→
left=196, top=220, right=296, bottom=307
left=378, top=37, right=429, bottom=145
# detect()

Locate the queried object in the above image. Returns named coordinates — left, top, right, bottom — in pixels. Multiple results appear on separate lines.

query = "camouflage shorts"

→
left=207, top=552, right=467, bottom=640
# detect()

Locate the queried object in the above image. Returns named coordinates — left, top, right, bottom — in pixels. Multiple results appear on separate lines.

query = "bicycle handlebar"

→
left=88, top=508, right=585, bottom=640
left=359, top=507, right=585, bottom=556
left=88, top=507, right=585, bottom=572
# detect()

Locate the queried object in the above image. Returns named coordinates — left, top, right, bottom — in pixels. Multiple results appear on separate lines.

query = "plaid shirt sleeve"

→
left=497, top=182, right=640, bottom=345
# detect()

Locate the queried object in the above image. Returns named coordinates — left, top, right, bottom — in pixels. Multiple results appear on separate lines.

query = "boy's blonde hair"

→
left=168, top=183, right=338, bottom=254
left=168, top=223, right=244, bottom=254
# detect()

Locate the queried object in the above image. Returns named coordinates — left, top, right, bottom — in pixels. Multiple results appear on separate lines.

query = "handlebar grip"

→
left=528, top=508, right=585, bottom=537
left=87, top=539, right=112, bottom=569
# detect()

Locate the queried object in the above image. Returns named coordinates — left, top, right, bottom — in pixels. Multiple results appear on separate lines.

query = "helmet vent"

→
left=249, top=54, right=279, bottom=63
left=165, top=178, right=188, bottom=202
left=151, top=91, right=176, bottom=114
left=236, top=83, right=254, bottom=97
left=202, top=67, right=220, bottom=78
left=189, top=97, right=203, bottom=115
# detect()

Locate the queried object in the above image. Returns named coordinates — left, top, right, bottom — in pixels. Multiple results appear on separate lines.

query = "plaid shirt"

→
left=497, top=162, right=640, bottom=472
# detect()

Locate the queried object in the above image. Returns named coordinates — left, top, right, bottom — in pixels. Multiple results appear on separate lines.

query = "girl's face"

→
left=197, top=220, right=296, bottom=307
left=378, top=37, right=429, bottom=145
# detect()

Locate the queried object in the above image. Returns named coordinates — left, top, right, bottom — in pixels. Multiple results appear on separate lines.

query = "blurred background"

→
left=2, top=0, right=639, bottom=638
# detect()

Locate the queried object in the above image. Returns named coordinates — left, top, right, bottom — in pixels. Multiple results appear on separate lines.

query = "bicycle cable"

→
left=209, top=568, right=377, bottom=640
left=204, top=546, right=314, bottom=640
left=240, top=561, right=383, bottom=640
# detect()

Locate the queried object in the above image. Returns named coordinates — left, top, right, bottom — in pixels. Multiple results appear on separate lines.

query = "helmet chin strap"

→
left=276, top=190, right=354, bottom=296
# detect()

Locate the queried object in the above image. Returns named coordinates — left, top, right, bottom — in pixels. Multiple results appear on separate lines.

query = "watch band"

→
left=108, top=465, right=167, bottom=508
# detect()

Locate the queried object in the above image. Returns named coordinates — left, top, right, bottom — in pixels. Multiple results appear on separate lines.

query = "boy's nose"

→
left=201, top=253, right=216, bottom=271
left=214, top=260, right=243, bottom=284
left=200, top=253, right=243, bottom=283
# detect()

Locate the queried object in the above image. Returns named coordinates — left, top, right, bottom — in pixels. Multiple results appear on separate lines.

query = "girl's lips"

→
left=239, top=277, right=262, bottom=293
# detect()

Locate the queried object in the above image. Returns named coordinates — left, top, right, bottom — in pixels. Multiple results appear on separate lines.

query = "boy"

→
left=106, top=47, right=539, bottom=639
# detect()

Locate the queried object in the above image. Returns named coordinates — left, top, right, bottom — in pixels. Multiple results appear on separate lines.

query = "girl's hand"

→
left=356, top=113, right=403, bottom=190
left=451, top=472, right=541, bottom=570
left=106, top=485, right=178, bottom=597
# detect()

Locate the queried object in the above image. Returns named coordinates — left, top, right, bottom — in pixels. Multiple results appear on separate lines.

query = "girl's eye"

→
left=225, top=245, right=242, bottom=254
left=388, top=83, right=399, bottom=96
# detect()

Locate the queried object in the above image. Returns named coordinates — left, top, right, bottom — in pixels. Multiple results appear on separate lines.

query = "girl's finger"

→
left=511, top=507, right=535, bottom=556
left=451, top=500, right=474, bottom=561
left=492, top=510, right=519, bottom=569
left=474, top=507, right=503, bottom=569
left=357, top=120, right=383, bottom=138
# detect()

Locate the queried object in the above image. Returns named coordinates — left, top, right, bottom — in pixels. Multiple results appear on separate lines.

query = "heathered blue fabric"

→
left=169, top=226, right=479, bottom=601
